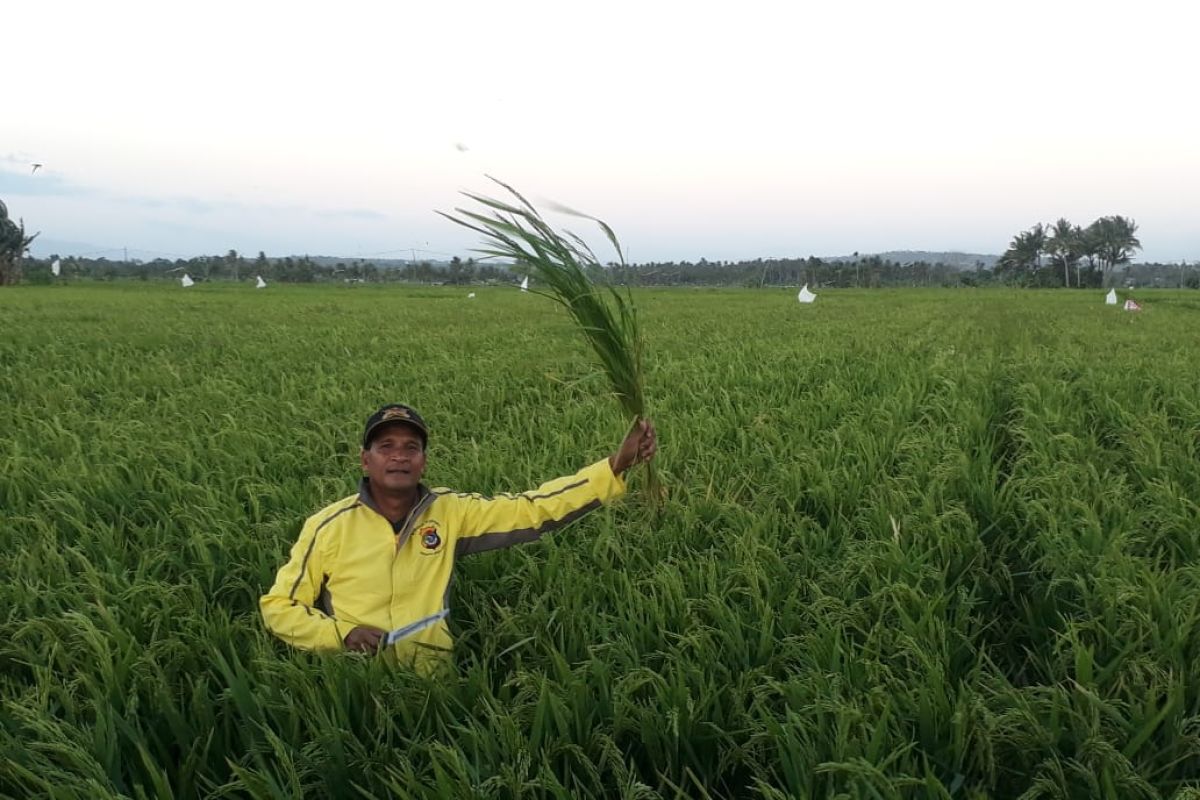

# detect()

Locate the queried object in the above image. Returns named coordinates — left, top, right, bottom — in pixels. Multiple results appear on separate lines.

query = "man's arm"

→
left=260, top=515, right=347, bottom=651
left=454, top=419, right=657, bottom=557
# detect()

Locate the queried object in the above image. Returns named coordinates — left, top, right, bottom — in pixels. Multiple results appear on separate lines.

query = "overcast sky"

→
left=4, top=0, right=1197, bottom=263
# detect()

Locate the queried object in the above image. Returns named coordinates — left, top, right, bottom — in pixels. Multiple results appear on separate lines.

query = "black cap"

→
left=362, top=403, right=429, bottom=449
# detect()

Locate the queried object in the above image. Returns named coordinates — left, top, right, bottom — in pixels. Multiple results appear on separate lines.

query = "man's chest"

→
left=327, top=516, right=454, bottom=593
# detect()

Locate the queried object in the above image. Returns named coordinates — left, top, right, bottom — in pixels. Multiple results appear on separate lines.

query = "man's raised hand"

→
left=610, top=418, right=657, bottom=475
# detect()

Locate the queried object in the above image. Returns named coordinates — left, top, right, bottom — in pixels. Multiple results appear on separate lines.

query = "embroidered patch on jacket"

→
left=417, top=523, right=443, bottom=553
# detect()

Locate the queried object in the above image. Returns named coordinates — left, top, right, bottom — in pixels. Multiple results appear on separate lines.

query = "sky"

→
left=4, top=0, right=1198, bottom=264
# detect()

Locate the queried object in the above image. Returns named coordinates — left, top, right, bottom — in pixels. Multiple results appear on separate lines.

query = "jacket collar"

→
left=357, top=477, right=431, bottom=521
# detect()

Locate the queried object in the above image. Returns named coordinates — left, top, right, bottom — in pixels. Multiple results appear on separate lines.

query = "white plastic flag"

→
left=1105, top=289, right=1117, bottom=305
left=181, top=274, right=194, bottom=287
left=467, top=292, right=476, bottom=299
left=255, top=275, right=267, bottom=289
left=51, top=258, right=61, bottom=277
left=797, top=284, right=816, bottom=304
left=520, top=275, right=529, bottom=292
left=1124, top=299, right=1141, bottom=312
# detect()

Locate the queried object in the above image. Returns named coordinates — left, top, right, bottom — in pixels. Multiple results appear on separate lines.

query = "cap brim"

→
left=363, top=419, right=428, bottom=448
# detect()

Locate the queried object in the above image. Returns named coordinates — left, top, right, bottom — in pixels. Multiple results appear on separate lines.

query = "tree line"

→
left=17, top=249, right=1196, bottom=290
left=16, top=251, right=516, bottom=286
left=3, top=197, right=1195, bottom=289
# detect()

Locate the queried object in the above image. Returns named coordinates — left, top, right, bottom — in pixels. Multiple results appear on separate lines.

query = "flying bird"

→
left=31, top=164, right=42, bottom=174
left=454, top=142, right=469, bottom=153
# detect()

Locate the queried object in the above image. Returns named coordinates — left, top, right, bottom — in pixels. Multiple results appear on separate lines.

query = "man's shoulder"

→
left=423, top=487, right=462, bottom=508
left=426, top=486, right=489, bottom=504
left=304, top=493, right=363, bottom=529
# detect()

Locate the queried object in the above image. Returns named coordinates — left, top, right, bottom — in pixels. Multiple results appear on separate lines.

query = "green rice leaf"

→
left=441, top=177, right=661, bottom=501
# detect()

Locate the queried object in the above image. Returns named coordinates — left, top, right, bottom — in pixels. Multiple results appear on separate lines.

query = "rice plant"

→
left=2, top=284, right=1199, bottom=798
left=440, top=177, right=662, bottom=501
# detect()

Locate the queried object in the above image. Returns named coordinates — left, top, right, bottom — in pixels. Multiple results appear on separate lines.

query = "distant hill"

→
left=305, top=255, right=440, bottom=269
left=824, top=251, right=999, bottom=269
left=29, top=237, right=117, bottom=259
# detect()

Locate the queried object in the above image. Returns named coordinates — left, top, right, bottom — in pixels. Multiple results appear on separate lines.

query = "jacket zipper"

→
left=394, top=491, right=435, bottom=553
left=388, top=491, right=436, bottom=633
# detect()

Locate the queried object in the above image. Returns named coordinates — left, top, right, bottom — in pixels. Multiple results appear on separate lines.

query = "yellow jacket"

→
left=260, top=458, right=625, bottom=669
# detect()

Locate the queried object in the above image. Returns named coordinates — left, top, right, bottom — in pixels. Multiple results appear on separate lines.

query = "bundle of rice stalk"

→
left=440, top=177, right=662, bottom=501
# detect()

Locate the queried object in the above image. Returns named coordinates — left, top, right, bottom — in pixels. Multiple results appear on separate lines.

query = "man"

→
left=260, top=403, right=657, bottom=671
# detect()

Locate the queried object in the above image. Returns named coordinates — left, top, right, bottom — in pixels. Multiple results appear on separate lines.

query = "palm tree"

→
left=1078, top=221, right=1105, bottom=287
left=1088, top=216, right=1142, bottom=287
left=1100, top=215, right=1141, bottom=287
left=996, top=224, right=1047, bottom=284
left=0, top=198, right=39, bottom=286
left=1029, top=222, right=1047, bottom=272
left=1046, top=218, right=1080, bottom=288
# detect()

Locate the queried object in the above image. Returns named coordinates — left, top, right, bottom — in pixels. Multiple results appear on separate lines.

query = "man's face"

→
left=361, top=423, right=427, bottom=494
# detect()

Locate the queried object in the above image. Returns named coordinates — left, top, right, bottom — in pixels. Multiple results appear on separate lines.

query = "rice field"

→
left=2, top=284, right=1199, bottom=799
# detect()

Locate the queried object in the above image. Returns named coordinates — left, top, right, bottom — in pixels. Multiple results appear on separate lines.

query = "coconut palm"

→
left=1077, top=221, right=1106, bottom=287
left=1046, top=218, right=1081, bottom=288
left=0, top=197, right=39, bottom=286
left=996, top=224, right=1047, bottom=284
left=1094, top=215, right=1142, bottom=287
